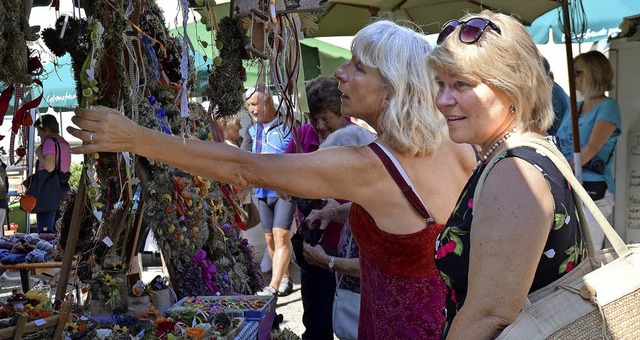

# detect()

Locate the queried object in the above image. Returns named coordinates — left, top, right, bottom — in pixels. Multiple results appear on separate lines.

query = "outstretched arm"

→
left=68, top=106, right=373, bottom=202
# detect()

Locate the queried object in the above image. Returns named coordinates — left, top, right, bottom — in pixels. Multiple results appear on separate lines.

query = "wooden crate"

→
left=0, top=302, right=71, bottom=340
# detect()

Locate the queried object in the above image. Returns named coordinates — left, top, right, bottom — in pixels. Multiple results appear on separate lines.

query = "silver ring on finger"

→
left=89, top=132, right=95, bottom=143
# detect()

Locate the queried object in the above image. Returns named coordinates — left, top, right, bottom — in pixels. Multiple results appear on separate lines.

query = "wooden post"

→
left=10, top=313, right=28, bottom=340
left=53, top=302, right=72, bottom=340
left=124, top=201, right=145, bottom=269
left=55, top=170, right=88, bottom=303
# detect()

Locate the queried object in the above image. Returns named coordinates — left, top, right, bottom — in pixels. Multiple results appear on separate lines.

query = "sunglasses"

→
left=437, top=18, right=502, bottom=45
left=574, top=69, right=584, bottom=77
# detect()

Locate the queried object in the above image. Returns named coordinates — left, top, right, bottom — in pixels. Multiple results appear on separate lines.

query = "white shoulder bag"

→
left=474, top=137, right=640, bottom=339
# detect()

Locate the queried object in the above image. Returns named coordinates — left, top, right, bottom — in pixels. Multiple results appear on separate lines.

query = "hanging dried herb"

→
left=210, top=16, right=248, bottom=117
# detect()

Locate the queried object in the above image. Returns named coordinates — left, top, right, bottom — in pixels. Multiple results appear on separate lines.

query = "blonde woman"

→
left=429, top=11, right=584, bottom=338
left=556, top=51, right=621, bottom=249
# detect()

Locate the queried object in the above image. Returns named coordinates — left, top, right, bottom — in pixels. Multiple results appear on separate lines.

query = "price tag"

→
left=34, top=319, right=47, bottom=326
left=14, top=303, right=24, bottom=310
left=103, top=236, right=113, bottom=247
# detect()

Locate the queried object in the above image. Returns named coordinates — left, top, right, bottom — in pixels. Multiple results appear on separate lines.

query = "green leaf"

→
left=216, top=40, right=223, bottom=50
left=441, top=227, right=449, bottom=239
left=203, top=55, right=208, bottom=62
left=565, top=245, right=578, bottom=255
left=450, top=227, right=469, bottom=236
left=440, top=271, right=453, bottom=287
left=559, top=259, right=568, bottom=274
left=450, top=233, right=464, bottom=256
left=200, top=40, right=208, bottom=48
left=553, top=213, right=565, bottom=230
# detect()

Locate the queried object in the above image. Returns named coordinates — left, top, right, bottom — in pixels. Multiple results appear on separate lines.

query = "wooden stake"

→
left=55, top=169, right=88, bottom=303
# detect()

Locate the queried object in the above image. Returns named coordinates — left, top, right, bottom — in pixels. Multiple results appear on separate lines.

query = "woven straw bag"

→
left=473, top=137, right=640, bottom=340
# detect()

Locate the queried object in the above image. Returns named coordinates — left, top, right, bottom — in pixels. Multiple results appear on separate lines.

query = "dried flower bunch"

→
left=209, top=16, right=248, bottom=117
left=0, top=0, right=40, bottom=84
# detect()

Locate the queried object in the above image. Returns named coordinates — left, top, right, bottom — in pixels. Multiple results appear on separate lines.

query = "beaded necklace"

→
left=473, top=127, right=518, bottom=172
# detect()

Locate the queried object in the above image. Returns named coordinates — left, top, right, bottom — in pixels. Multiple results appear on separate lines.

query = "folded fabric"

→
left=25, top=249, right=51, bottom=263
left=0, top=248, right=10, bottom=260
left=38, top=233, right=57, bottom=242
left=11, top=241, right=34, bottom=254
left=1, top=253, right=27, bottom=265
left=10, top=234, right=34, bottom=244
left=0, top=241, right=13, bottom=250
left=35, top=240, right=53, bottom=252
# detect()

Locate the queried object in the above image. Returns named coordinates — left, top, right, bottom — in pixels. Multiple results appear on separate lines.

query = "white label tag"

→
left=15, top=303, right=24, bottom=310
left=103, top=237, right=113, bottom=247
left=80, top=316, right=89, bottom=321
left=34, top=319, right=47, bottom=326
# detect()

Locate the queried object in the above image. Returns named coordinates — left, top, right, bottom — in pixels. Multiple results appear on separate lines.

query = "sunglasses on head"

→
left=436, top=17, right=502, bottom=45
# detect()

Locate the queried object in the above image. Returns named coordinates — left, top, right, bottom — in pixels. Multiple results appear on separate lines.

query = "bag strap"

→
left=473, top=136, right=630, bottom=266
left=336, top=232, right=354, bottom=289
left=51, top=137, right=62, bottom=171
left=368, top=142, right=434, bottom=222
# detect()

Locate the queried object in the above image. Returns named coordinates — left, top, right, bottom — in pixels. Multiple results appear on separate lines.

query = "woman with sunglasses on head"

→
left=428, top=11, right=583, bottom=339
left=555, top=51, right=621, bottom=250
left=69, top=20, right=476, bottom=338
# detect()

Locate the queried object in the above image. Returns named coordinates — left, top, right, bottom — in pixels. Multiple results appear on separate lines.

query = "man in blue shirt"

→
left=246, top=85, right=296, bottom=296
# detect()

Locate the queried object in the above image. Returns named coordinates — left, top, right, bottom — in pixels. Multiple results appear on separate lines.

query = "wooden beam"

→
left=124, top=201, right=146, bottom=268
left=55, top=168, right=88, bottom=303
left=53, top=302, right=72, bottom=340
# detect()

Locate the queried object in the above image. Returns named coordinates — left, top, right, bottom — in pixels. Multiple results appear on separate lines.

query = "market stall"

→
left=0, top=0, right=326, bottom=338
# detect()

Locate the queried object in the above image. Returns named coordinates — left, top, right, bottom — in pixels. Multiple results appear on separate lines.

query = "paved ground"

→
left=239, top=225, right=305, bottom=337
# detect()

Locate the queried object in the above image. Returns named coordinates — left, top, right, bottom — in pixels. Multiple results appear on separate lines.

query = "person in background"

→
left=240, top=92, right=255, bottom=153
left=284, top=76, right=351, bottom=339
left=0, top=158, right=8, bottom=230
left=429, top=11, right=584, bottom=338
left=302, top=124, right=376, bottom=340
left=216, top=114, right=243, bottom=147
left=238, top=93, right=273, bottom=273
left=34, top=114, right=71, bottom=234
left=555, top=50, right=621, bottom=249
left=68, top=19, right=476, bottom=338
left=245, top=85, right=296, bottom=296
left=542, top=57, right=570, bottom=136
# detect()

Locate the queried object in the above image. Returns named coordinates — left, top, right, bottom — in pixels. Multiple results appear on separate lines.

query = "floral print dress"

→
left=434, top=144, right=584, bottom=338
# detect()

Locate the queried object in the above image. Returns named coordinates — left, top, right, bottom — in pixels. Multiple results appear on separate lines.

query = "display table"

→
left=0, top=261, right=63, bottom=292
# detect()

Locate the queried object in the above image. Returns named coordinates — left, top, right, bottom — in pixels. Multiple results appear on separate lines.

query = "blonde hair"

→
left=574, top=51, right=614, bottom=99
left=427, top=10, right=554, bottom=133
left=352, top=20, right=446, bottom=156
